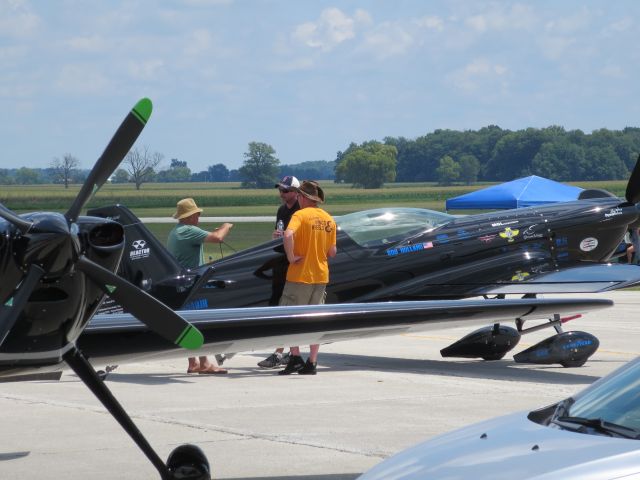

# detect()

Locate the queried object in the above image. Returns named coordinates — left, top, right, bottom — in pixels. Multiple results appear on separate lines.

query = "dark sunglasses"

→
left=278, top=188, right=292, bottom=193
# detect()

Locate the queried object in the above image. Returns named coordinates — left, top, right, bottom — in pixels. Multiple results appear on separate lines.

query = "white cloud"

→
left=0, top=0, right=40, bottom=38
left=183, top=29, right=214, bottom=57
left=292, top=7, right=361, bottom=51
left=127, top=59, right=165, bottom=80
left=353, top=9, right=373, bottom=25
left=465, top=3, right=537, bottom=33
left=449, top=58, right=509, bottom=92
left=271, top=57, right=315, bottom=72
left=180, top=0, right=233, bottom=5
left=362, top=23, right=413, bottom=59
left=602, top=17, right=633, bottom=37
left=55, top=64, right=111, bottom=94
left=600, top=64, right=626, bottom=79
left=544, top=7, right=591, bottom=34
left=415, top=15, right=444, bottom=32
left=64, top=35, right=110, bottom=53
left=538, top=35, right=577, bottom=61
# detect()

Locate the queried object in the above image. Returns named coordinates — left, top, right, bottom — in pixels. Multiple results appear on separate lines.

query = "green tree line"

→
left=383, top=125, right=640, bottom=183
left=3, top=125, right=639, bottom=187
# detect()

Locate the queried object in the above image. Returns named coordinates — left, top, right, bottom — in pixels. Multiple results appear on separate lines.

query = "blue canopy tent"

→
left=445, top=175, right=583, bottom=210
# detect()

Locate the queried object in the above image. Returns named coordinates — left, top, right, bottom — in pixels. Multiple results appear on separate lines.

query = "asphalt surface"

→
left=1, top=291, right=639, bottom=480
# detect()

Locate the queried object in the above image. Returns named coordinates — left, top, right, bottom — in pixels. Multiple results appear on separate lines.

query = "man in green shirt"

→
left=168, top=197, right=233, bottom=374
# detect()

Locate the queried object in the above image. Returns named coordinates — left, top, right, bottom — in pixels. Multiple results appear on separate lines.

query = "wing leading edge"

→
left=80, top=297, right=612, bottom=364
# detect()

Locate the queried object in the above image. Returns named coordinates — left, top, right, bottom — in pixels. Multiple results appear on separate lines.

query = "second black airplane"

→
left=87, top=159, right=640, bottom=367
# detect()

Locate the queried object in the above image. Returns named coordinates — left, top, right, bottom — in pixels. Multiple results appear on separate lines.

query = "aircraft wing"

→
left=81, top=297, right=612, bottom=364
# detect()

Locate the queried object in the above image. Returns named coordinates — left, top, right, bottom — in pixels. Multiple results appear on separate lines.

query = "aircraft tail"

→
left=87, top=205, right=192, bottom=310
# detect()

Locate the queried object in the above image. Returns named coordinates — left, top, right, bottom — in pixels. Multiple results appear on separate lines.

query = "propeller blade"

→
left=625, top=154, right=640, bottom=204
left=76, top=256, right=203, bottom=350
left=65, top=98, right=153, bottom=223
left=0, top=264, right=45, bottom=346
left=0, top=203, right=33, bottom=234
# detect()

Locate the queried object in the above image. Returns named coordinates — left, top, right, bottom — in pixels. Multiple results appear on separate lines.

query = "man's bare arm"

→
left=206, top=222, right=233, bottom=243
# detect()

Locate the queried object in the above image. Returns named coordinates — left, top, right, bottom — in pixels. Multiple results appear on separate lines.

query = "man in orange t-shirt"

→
left=279, top=180, right=337, bottom=375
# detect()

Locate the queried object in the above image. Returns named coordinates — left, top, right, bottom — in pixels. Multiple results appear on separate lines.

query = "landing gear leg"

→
left=64, top=347, right=210, bottom=480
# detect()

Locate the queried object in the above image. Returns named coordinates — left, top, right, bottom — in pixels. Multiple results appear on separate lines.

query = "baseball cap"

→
left=274, top=176, right=300, bottom=190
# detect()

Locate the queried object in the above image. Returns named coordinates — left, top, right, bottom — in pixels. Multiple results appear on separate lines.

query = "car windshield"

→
left=337, top=208, right=454, bottom=248
left=561, top=358, right=640, bottom=433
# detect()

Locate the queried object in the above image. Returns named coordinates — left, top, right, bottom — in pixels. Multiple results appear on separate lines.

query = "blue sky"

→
left=1, top=0, right=640, bottom=173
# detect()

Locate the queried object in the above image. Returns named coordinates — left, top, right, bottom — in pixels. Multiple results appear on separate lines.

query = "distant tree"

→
left=170, top=158, right=187, bottom=168
left=124, top=146, right=163, bottom=190
left=50, top=153, right=80, bottom=188
left=458, top=154, right=480, bottom=185
left=229, top=169, right=241, bottom=181
left=15, top=167, right=41, bottom=185
left=208, top=163, right=230, bottom=181
left=239, top=142, right=280, bottom=188
left=436, top=156, right=461, bottom=185
left=156, top=161, right=191, bottom=182
left=531, top=141, right=586, bottom=180
left=279, top=160, right=335, bottom=180
left=111, top=168, right=130, bottom=184
left=70, top=169, right=88, bottom=184
left=334, top=142, right=359, bottom=183
left=484, top=128, right=547, bottom=181
left=584, top=145, right=627, bottom=180
left=335, top=142, right=397, bottom=188
left=0, top=168, right=14, bottom=185
left=191, top=170, right=208, bottom=182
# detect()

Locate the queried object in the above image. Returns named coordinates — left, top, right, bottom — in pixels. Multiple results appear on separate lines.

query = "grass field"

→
left=3, top=179, right=628, bottom=217
left=147, top=222, right=273, bottom=260
left=7, top=178, right=640, bottom=286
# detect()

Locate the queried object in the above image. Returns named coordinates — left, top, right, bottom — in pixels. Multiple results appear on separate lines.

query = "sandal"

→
left=198, top=367, right=228, bottom=375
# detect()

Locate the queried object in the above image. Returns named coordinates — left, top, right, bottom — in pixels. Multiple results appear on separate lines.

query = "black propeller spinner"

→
left=0, top=99, right=210, bottom=480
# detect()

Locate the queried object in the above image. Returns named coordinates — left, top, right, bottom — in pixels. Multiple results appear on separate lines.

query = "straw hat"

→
left=296, top=180, right=325, bottom=203
left=173, top=198, right=203, bottom=220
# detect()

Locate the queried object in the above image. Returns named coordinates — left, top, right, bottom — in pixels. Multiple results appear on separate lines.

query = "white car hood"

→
left=359, top=412, right=640, bottom=480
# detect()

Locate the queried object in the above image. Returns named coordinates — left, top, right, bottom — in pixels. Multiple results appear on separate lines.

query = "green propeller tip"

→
left=132, top=98, right=153, bottom=124
left=176, top=325, right=204, bottom=350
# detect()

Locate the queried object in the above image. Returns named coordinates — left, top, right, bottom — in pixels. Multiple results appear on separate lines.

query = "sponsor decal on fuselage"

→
left=579, top=237, right=598, bottom=252
left=491, top=220, right=519, bottom=227
left=456, top=229, right=471, bottom=240
left=605, top=207, right=623, bottom=218
left=436, top=234, right=450, bottom=244
left=183, top=298, right=209, bottom=310
left=511, top=271, right=530, bottom=281
left=386, top=242, right=434, bottom=257
left=130, top=239, right=150, bottom=261
left=522, top=225, right=544, bottom=240
left=478, top=234, right=497, bottom=244
left=499, top=227, right=520, bottom=242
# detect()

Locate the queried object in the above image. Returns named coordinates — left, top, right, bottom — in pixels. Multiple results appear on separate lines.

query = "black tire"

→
left=482, top=352, right=507, bottom=361
left=166, top=444, right=211, bottom=480
left=560, top=358, right=588, bottom=368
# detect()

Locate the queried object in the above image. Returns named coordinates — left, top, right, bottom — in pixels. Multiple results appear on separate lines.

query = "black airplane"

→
left=87, top=162, right=640, bottom=368
left=0, top=99, right=615, bottom=479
